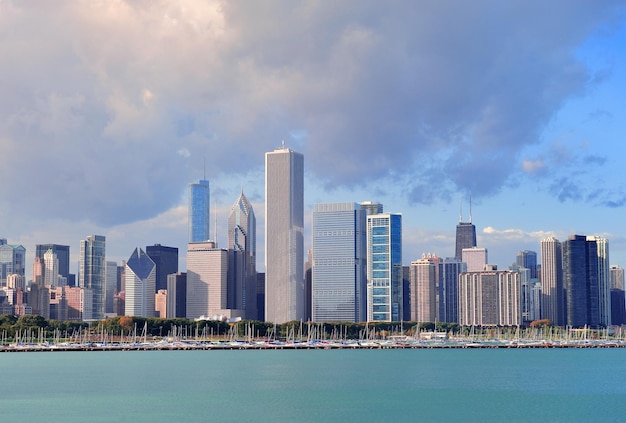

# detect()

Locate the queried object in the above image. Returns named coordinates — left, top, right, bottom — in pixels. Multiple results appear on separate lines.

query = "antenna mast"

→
left=469, top=192, right=473, bottom=224
left=459, top=196, right=463, bottom=223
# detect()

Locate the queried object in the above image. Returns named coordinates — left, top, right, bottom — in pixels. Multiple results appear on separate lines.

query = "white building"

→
left=409, top=257, right=437, bottom=323
left=124, top=248, right=156, bottom=318
left=186, top=242, right=228, bottom=320
left=264, top=145, right=304, bottom=324
left=461, top=247, right=488, bottom=272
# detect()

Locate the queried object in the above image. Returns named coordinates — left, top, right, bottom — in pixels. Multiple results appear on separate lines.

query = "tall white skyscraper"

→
left=124, top=248, right=156, bottom=318
left=540, top=236, right=564, bottom=326
left=312, top=202, right=367, bottom=322
left=366, top=213, right=402, bottom=322
left=265, top=145, right=304, bottom=324
left=43, top=249, right=59, bottom=287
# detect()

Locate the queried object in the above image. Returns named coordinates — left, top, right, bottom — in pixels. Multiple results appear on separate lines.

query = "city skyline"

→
left=1, top=2, right=626, bottom=278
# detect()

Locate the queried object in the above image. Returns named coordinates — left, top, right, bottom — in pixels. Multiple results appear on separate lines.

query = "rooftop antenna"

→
left=459, top=195, right=463, bottom=223
left=469, top=191, right=473, bottom=224
left=281, top=139, right=285, bottom=149
left=214, top=196, right=218, bottom=245
left=203, top=156, right=206, bottom=180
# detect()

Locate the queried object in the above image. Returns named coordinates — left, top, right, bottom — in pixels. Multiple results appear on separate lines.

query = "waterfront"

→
left=1, top=349, right=625, bottom=422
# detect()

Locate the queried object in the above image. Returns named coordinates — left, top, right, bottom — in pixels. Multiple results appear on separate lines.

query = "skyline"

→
left=1, top=2, right=626, bottom=277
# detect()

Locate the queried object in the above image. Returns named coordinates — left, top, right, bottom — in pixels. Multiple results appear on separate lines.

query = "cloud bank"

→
left=0, top=1, right=624, bottom=229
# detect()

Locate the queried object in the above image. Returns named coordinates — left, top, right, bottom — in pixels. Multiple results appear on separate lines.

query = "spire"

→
left=459, top=195, right=463, bottom=223
left=469, top=191, right=472, bottom=224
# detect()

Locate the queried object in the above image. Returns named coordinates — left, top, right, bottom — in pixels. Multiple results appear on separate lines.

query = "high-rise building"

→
left=366, top=213, right=402, bottom=322
left=454, top=199, right=476, bottom=261
left=166, top=272, right=187, bottom=318
left=105, top=261, right=118, bottom=315
left=36, top=244, right=71, bottom=285
left=610, top=265, right=625, bottom=290
left=146, top=244, right=179, bottom=293
left=43, top=249, right=59, bottom=287
left=458, top=268, right=521, bottom=327
left=0, top=242, right=26, bottom=287
left=540, top=237, right=564, bottom=326
left=563, top=235, right=599, bottom=328
left=188, top=179, right=210, bottom=243
left=587, top=236, right=610, bottom=327
left=462, top=247, right=488, bottom=272
left=409, top=257, right=437, bottom=323
left=186, top=241, right=229, bottom=320
left=79, top=235, right=106, bottom=320
left=264, top=145, right=304, bottom=324
left=227, top=191, right=257, bottom=320
left=124, top=248, right=156, bottom=318
left=312, top=202, right=367, bottom=322
left=516, top=250, right=538, bottom=280
left=155, top=289, right=167, bottom=318
left=360, top=201, right=383, bottom=216
left=440, top=257, right=466, bottom=323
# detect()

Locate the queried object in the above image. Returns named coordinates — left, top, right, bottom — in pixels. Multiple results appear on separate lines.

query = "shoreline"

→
left=2, top=339, right=624, bottom=352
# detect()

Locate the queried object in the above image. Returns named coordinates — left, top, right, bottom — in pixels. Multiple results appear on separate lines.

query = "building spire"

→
left=469, top=191, right=472, bottom=224
left=459, top=195, right=463, bottom=223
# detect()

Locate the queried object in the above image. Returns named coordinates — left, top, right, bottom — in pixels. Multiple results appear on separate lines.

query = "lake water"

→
left=1, top=349, right=625, bottom=422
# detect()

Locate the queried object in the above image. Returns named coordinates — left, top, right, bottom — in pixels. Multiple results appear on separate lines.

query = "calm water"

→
left=1, top=349, right=626, bottom=422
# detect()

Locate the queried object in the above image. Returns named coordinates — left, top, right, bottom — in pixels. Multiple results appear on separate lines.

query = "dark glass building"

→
left=146, top=244, right=179, bottom=293
left=455, top=222, right=476, bottom=261
left=563, top=235, right=599, bottom=328
left=36, top=244, right=72, bottom=283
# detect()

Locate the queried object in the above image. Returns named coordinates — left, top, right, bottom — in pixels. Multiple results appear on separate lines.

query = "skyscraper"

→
left=186, top=241, right=229, bottom=320
left=516, top=250, right=538, bottom=279
left=587, top=236, right=610, bottom=327
left=540, top=237, right=564, bottom=326
left=227, top=190, right=257, bottom=320
left=366, top=212, right=402, bottom=322
left=409, top=257, right=437, bottom=323
left=0, top=242, right=26, bottom=287
left=146, top=244, right=179, bottom=292
left=124, top=248, right=156, bottom=318
left=265, top=145, right=304, bottom=324
left=105, top=261, right=118, bottom=314
left=563, top=235, right=599, bottom=328
left=188, top=179, right=210, bottom=243
left=462, top=247, right=488, bottom=272
left=79, top=235, right=106, bottom=320
left=36, top=244, right=71, bottom=285
left=458, top=268, right=521, bottom=327
left=312, top=202, right=367, bottom=322
left=440, top=257, right=466, bottom=323
left=454, top=199, right=476, bottom=261
left=43, top=249, right=59, bottom=287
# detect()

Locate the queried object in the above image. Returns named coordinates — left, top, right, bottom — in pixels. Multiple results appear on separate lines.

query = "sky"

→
left=1, top=1, right=626, bottom=279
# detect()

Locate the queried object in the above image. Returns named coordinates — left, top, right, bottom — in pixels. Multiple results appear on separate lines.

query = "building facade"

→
left=36, top=244, right=71, bottom=286
left=79, top=235, right=106, bottom=320
left=188, top=179, right=210, bottom=243
left=0, top=241, right=26, bottom=287
left=409, top=257, right=437, bottom=323
left=124, top=248, right=156, bottom=318
left=227, top=191, right=257, bottom=320
left=366, top=213, right=402, bottom=322
left=440, top=257, right=466, bottom=323
left=146, top=244, right=179, bottom=293
left=458, top=269, right=521, bottom=327
left=264, top=146, right=304, bottom=324
left=186, top=242, right=229, bottom=320
left=312, top=202, right=367, bottom=322
left=540, top=236, right=564, bottom=326
left=462, top=247, right=488, bottom=272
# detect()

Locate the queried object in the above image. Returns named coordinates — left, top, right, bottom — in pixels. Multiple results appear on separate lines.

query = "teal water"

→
left=1, top=349, right=626, bottom=422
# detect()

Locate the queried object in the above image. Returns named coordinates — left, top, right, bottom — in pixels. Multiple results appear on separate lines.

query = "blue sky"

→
left=1, top=1, right=625, bottom=277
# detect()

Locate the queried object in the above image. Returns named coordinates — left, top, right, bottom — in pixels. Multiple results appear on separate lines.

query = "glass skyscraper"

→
left=79, top=235, right=106, bottom=319
left=188, top=179, right=210, bottom=243
left=36, top=244, right=71, bottom=285
left=455, top=222, right=477, bottom=261
left=366, top=213, right=402, bottom=322
left=227, top=190, right=257, bottom=320
left=265, top=146, right=304, bottom=324
left=563, top=235, right=599, bottom=328
left=312, top=202, right=367, bottom=322
left=0, top=240, right=25, bottom=287
left=146, top=244, right=179, bottom=292
left=516, top=250, right=538, bottom=279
